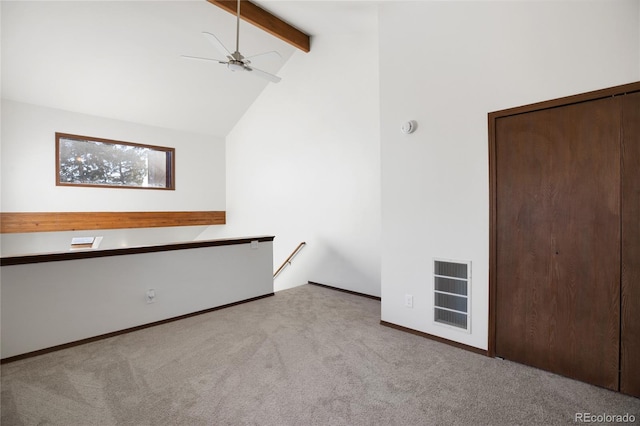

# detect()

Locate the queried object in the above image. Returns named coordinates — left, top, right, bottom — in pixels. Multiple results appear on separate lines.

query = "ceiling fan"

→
left=182, top=0, right=282, bottom=83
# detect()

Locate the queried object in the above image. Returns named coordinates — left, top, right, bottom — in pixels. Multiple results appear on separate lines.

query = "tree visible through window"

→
left=56, top=133, right=174, bottom=189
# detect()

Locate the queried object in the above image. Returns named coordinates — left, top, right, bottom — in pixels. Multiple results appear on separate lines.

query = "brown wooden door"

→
left=621, top=91, right=640, bottom=397
left=495, top=96, right=621, bottom=390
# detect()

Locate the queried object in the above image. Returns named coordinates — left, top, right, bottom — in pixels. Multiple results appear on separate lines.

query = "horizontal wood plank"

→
left=0, top=211, right=226, bottom=234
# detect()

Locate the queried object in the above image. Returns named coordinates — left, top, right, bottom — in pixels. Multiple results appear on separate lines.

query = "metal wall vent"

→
left=433, top=259, right=471, bottom=332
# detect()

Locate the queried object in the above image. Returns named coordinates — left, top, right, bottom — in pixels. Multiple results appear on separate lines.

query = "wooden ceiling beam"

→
left=206, top=0, right=310, bottom=53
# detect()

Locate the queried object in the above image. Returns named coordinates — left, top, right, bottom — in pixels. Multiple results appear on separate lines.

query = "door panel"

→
left=495, top=97, right=621, bottom=390
left=621, top=91, right=640, bottom=397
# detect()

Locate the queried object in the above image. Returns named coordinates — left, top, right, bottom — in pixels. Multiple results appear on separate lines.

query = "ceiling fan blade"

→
left=246, top=66, right=281, bottom=83
left=181, top=55, right=226, bottom=64
left=245, top=51, right=282, bottom=62
left=202, top=31, right=232, bottom=59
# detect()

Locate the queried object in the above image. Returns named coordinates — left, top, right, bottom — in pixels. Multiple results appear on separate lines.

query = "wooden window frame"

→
left=55, top=132, right=175, bottom=190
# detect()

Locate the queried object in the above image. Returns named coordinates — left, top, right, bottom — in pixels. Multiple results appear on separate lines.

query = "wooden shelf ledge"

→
left=0, top=211, right=226, bottom=234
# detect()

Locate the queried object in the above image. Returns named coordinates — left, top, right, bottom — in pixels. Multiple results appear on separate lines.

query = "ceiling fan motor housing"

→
left=228, top=61, right=246, bottom=72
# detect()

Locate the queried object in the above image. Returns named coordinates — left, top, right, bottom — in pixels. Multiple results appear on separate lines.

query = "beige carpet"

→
left=2, top=284, right=639, bottom=425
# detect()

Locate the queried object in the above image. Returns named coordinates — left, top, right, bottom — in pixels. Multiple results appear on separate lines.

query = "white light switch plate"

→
left=405, top=294, right=413, bottom=308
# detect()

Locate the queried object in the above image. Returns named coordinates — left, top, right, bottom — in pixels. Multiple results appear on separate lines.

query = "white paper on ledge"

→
left=71, top=237, right=94, bottom=245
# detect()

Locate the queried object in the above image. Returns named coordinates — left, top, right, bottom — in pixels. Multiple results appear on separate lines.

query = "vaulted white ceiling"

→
left=1, top=1, right=378, bottom=138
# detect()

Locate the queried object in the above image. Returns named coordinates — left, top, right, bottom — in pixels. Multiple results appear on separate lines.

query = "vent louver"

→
left=434, top=259, right=471, bottom=332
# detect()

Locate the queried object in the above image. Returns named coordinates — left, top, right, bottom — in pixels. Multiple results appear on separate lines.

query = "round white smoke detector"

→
left=401, top=120, right=417, bottom=134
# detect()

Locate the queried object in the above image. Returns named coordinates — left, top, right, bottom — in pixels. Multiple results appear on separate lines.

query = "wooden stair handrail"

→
left=274, top=242, right=306, bottom=278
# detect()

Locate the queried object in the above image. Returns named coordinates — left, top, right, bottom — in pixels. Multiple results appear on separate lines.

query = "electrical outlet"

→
left=405, top=294, right=413, bottom=308
left=146, top=289, right=156, bottom=304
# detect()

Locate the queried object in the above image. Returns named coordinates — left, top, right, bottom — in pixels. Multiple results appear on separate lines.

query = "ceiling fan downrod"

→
left=235, top=0, right=241, bottom=55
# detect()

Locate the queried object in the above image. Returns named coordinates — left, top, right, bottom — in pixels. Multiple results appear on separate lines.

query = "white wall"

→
left=379, top=1, right=640, bottom=350
left=1, top=240, right=273, bottom=358
left=0, top=226, right=213, bottom=257
left=198, top=29, right=381, bottom=296
left=1, top=100, right=225, bottom=213
left=0, top=100, right=226, bottom=254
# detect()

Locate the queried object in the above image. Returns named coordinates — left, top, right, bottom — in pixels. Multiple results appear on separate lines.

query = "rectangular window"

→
left=56, top=133, right=175, bottom=190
